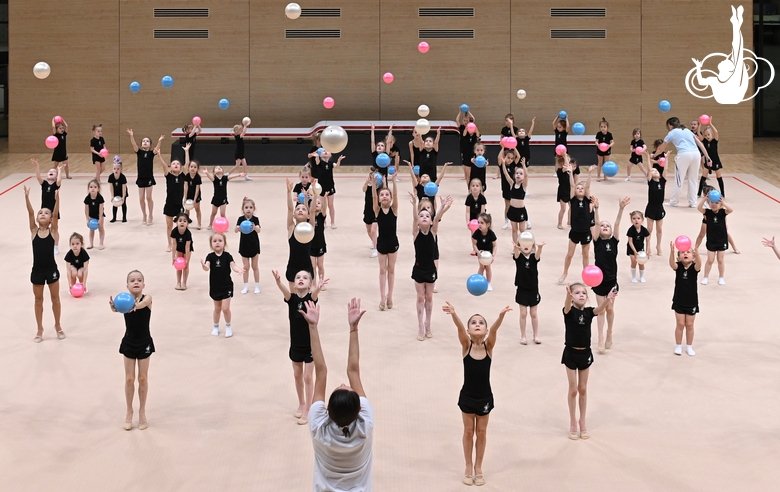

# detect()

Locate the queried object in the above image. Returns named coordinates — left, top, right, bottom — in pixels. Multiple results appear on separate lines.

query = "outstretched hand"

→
left=441, top=301, right=456, bottom=315
left=498, top=306, right=513, bottom=316
left=762, top=236, right=776, bottom=248
left=347, top=298, right=366, bottom=327
left=299, top=300, right=320, bottom=325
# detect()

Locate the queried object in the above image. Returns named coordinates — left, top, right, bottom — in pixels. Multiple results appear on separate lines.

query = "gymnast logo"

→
left=483, top=403, right=490, bottom=413
left=685, top=5, right=775, bottom=104
left=578, top=315, right=584, bottom=324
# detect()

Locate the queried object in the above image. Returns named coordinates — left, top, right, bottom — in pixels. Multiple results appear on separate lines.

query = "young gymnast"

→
left=643, top=153, right=666, bottom=255
left=362, top=168, right=379, bottom=258
left=559, top=159, right=595, bottom=283
left=201, top=233, right=245, bottom=338
left=648, top=139, right=667, bottom=178
left=182, top=121, right=201, bottom=159
left=170, top=213, right=193, bottom=291
left=127, top=130, right=163, bottom=226
left=500, top=113, right=519, bottom=139
left=24, top=186, right=64, bottom=342
left=553, top=114, right=570, bottom=162
left=310, top=193, right=329, bottom=286
left=471, top=213, right=497, bottom=292
left=591, top=196, right=630, bottom=352
left=307, top=131, right=321, bottom=180
left=64, top=232, right=89, bottom=293
left=562, top=283, right=617, bottom=440
left=626, top=128, right=646, bottom=181
left=299, top=298, right=374, bottom=492
left=669, top=243, right=701, bottom=356
left=555, top=154, right=579, bottom=229
left=90, top=124, right=106, bottom=181
left=313, top=150, right=344, bottom=228
left=410, top=192, right=453, bottom=340
left=701, top=119, right=725, bottom=197
left=626, top=211, right=650, bottom=282
left=109, top=270, right=154, bottom=430
left=51, top=117, right=70, bottom=179
left=271, top=269, right=327, bottom=425
left=370, top=123, right=392, bottom=178
left=373, top=171, right=399, bottom=311
left=83, top=179, right=106, bottom=250
left=516, top=117, right=535, bottom=167
left=293, top=166, right=313, bottom=197
left=384, top=130, right=401, bottom=177
left=285, top=178, right=318, bottom=290
left=107, top=157, right=128, bottom=223
left=470, top=142, right=488, bottom=193
left=418, top=128, right=441, bottom=182
left=183, top=152, right=203, bottom=229
left=157, top=150, right=185, bottom=251
left=501, top=157, right=530, bottom=245
left=203, top=165, right=244, bottom=229
left=465, top=178, right=487, bottom=237
left=694, top=184, right=740, bottom=254
left=513, top=237, right=545, bottom=345
left=32, top=159, right=61, bottom=253
left=457, top=110, right=478, bottom=184
left=498, top=147, right=520, bottom=229
left=409, top=129, right=423, bottom=172
left=594, top=118, right=614, bottom=181
left=416, top=197, right=444, bottom=294
left=762, top=236, right=780, bottom=260
left=235, top=198, right=262, bottom=294
left=227, top=120, right=252, bottom=180
left=405, top=159, right=450, bottom=200
left=697, top=193, right=733, bottom=285
left=441, top=301, right=510, bottom=487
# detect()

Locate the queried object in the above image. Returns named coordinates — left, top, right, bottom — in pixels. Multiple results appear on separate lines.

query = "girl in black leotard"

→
left=25, top=185, right=64, bottom=342
left=127, top=129, right=164, bottom=226
left=310, top=193, right=329, bottom=285
left=227, top=121, right=251, bottom=179
left=158, top=149, right=185, bottom=252
left=442, top=302, right=510, bottom=487
left=373, top=171, right=399, bottom=311
left=110, top=270, right=154, bottom=431
left=559, top=156, right=596, bottom=283
left=500, top=157, right=530, bottom=245
left=203, top=165, right=244, bottom=229
left=285, top=178, right=318, bottom=291
left=362, top=168, right=379, bottom=257
left=313, top=150, right=344, bottom=229
left=183, top=150, right=203, bottom=229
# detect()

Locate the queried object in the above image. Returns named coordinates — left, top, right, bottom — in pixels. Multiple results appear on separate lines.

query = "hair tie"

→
left=113, top=156, right=122, bottom=164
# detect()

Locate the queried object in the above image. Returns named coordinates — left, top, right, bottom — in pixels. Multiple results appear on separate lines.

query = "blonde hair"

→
left=126, top=270, right=144, bottom=283
left=209, top=232, right=228, bottom=250
left=233, top=124, right=242, bottom=134
left=629, top=210, right=644, bottom=220
left=242, top=197, right=256, bottom=210
left=87, top=179, right=101, bottom=192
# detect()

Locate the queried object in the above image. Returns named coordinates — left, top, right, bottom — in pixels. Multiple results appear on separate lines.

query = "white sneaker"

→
left=244, top=176, right=252, bottom=181
left=625, top=176, right=631, bottom=181
left=526, top=221, right=532, bottom=230
left=674, top=345, right=682, bottom=356
left=211, top=327, right=219, bottom=337
left=686, top=345, right=696, bottom=356
left=487, top=283, right=493, bottom=292
left=54, top=246, right=59, bottom=255
left=225, top=327, right=233, bottom=338
left=254, top=286, right=261, bottom=294
left=502, top=220, right=510, bottom=230
left=701, top=278, right=709, bottom=285
left=370, top=249, right=378, bottom=258
left=640, top=277, right=646, bottom=283
left=631, top=278, right=638, bottom=283
left=718, top=277, right=726, bottom=285
left=241, top=286, right=249, bottom=294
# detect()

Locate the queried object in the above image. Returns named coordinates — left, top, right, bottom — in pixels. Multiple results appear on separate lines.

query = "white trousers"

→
left=670, top=152, right=700, bottom=207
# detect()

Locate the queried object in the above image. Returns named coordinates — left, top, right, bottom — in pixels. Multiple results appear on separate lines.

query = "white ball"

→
left=637, top=251, right=649, bottom=265
left=414, top=118, right=431, bottom=135
left=285, top=3, right=302, bottom=19
left=242, top=117, right=251, bottom=126
left=417, top=105, right=430, bottom=118
left=184, top=199, right=195, bottom=211
left=33, top=62, right=51, bottom=80
left=518, top=231, right=535, bottom=248
left=478, top=251, right=493, bottom=266
left=313, top=182, right=323, bottom=195
left=516, top=89, right=527, bottom=100
left=294, top=221, right=315, bottom=244
left=320, top=125, right=348, bottom=153
left=112, top=196, right=123, bottom=207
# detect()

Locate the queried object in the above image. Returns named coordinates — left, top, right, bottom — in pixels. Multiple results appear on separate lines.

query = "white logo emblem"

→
left=578, top=315, right=584, bottom=324
left=685, top=5, right=774, bottom=104
left=215, top=259, right=221, bottom=267
left=483, top=403, right=490, bottom=413
left=606, top=244, right=611, bottom=251
left=145, top=345, right=151, bottom=354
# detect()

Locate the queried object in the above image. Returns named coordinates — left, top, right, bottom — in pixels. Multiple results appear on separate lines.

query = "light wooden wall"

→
left=8, top=1, right=754, bottom=155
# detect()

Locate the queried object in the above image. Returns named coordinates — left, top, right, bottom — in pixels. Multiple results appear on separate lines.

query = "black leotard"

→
left=286, top=231, right=315, bottom=282
left=457, top=342, right=494, bottom=416
left=119, top=295, right=155, bottom=360
left=375, top=207, right=399, bottom=255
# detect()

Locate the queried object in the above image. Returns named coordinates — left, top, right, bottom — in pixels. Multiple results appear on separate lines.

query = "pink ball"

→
left=598, top=142, right=609, bottom=152
left=192, top=116, right=202, bottom=125
left=699, top=114, right=711, bottom=125
left=675, top=235, right=692, bottom=252
left=213, top=217, right=230, bottom=233
left=555, top=144, right=567, bottom=156
left=504, top=137, right=517, bottom=149
left=418, top=42, right=429, bottom=53
left=70, top=283, right=85, bottom=298
left=658, top=157, right=667, bottom=167
left=468, top=219, right=479, bottom=233
left=99, top=148, right=109, bottom=158
left=382, top=72, right=394, bottom=84
left=466, top=122, right=477, bottom=134
left=173, top=256, right=187, bottom=271
left=45, top=136, right=59, bottom=149
left=634, top=145, right=645, bottom=155
left=53, top=115, right=63, bottom=124
left=323, top=97, right=335, bottom=109
left=581, top=265, right=604, bottom=287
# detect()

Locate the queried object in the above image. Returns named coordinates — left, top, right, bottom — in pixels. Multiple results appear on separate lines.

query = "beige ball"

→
left=320, top=125, right=348, bottom=153
left=478, top=251, right=493, bottom=266
left=294, top=221, right=315, bottom=244
left=184, top=199, right=195, bottom=211
left=417, top=105, right=430, bottom=118
left=33, top=62, right=51, bottom=80
left=112, top=196, right=123, bottom=207
left=637, top=251, right=649, bottom=265
left=313, top=182, right=323, bottom=195
left=285, top=3, right=302, bottom=19
left=415, top=118, right=431, bottom=135
left=516, top=89, right=527, bottom=100
left=518, top=231, right=535, bottom=248
left=242, top=117, right=251, bottom=126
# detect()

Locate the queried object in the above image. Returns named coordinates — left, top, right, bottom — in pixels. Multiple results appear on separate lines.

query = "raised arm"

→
left=32, top=159, right=44, bottom=185
left=721, top=200, right=733, bottom=215
left=23, top=186, right=36, bottom=233
left=370, top=123, right=377, bottom=152
left=584, top=165, right=595, bottom=198
left=433, top=127, right=441, bottom=152
left=51, top=191, right=60, bottom=233
left=183, top=143, right=191, bottom=168
left=593, top=288, right=617, bottom=315
left=285, top=178, right=295, bottom=229
left=669, top=241, right=678, bottom=270
left=346, top=298, right=367, bottom=397
left=435, top=161, right=452, bottom=185
left=528, top=117, right=536, bottom=137
left=154, top=135, right=165, bottom=154
left=500, top=158, right=515, bottom=186
left=441, top=302, right=471, bottom=351
left=404, top=159, right=419, bottom=187
left=709, top=118, right=719, bottom=140
left=519, top=158, right=529, bottom=188
left=552, top=116, right=560, bottom=131
left=157, top=149, right=170, bottom=175
left=692, top=249, right=702, bottom=271
left=696, top=195, right=707, bottom=214
left=535, top=241, right=546, bottom=261
left=613, top=197, right=630, bottom=236
left=309, top=179, right=320, bottom=226
left=311, top=277, right=329, bottom=301
left=409, top=192, right=418, bottom=239
left=563, top=284, right=573, bottom=314
left=127, top=129, right=139, bottom=152
left=390, top=172, right=399, bottom=214
left=762, top=236, right=780, bottom=260
left=485, top=306, right=511, bottom=352
left=301, top=300, right=327, bottom=403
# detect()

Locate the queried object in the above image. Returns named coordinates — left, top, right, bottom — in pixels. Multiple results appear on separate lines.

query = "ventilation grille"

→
left=154, top=29, right=209, bottom=39
left=551, top=8, right=606, bottom=17
left=285, top=30, right=341, bottom=39
left=419, top=29, right=474, bottom=39
left=551, top=29, right=605, bottom=39
left=419, top=7, right=475, bottom=17
left=153, top=8, right=209, bottom=18
left=300, top=8, right=341, bottom=17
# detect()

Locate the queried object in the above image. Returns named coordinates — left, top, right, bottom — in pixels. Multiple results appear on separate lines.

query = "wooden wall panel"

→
left=249, top=0, right=380, bottom=128
left=379, top=1, right=511, bottom=131
left=9, top=0, right=120, bottom=154
left=641, top=1, right=753, bottom=154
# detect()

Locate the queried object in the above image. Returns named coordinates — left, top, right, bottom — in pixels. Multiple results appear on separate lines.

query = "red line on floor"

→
left=732, top=176, right=780, bottom=204
left=0, top=176, right=33, bottom=197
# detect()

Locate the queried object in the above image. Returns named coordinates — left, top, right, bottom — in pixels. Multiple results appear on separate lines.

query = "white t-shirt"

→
left=663, top=128, right=699, bottom=154
left=309, top=396, right=374, bottom=492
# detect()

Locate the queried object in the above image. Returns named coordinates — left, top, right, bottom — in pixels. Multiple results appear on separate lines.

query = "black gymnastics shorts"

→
left=211, top=197, right=228, bottom=207
left=120, top=339, right=155, bottom=360
left=377, top=238, right=399, bottom=255
left=592, top=279, right=618, bottom=297
left=515, top=289, right=540, bottom=307
left=310, top=244, right=327, bottom=258
left=31, top=268, right=60, bottom=286
left=289, top=346, right=313, bottom=364
left=569, top=230, right=592, bottom=245
left=709, top=161, right=723, bottom=172
left=163, top=204, right=183, bottom=217
left=209, top=288, right=234, bottom=301
left=92, top=156, right=106, bottom=164
left=597, top=149, right=611, bottom=157
left=706, top=241, right=729, bottom=252
left=629, top=154, right=642, bottom=164
left=645, top=205, right=665, bottom=221
left=507, top=206, right=528, bottom=223
left=136, top=177, right=156, bottom=188
left=562, top=347, right=593, bottom=371
left=458, top=391, right=494, bottom=416
left=411, top=267, right=437, bottom=284
left=557, top=188, right=571, bottom=203
left=363, top=208, right=376, bottom=225
left=52, top=154, right=68, bottom=163
left=672, top=303, right=699, bottom=315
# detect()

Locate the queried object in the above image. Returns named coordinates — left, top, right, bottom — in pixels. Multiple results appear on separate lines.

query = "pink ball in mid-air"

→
left=658, top=157, right=666, bottom=167
left=45, top=136, right=59, bottom=149
left=675, top=235, right=692, bottom=252
left=418, top=42, right=429, bottom=53
left=504, top=137, right=517, bottom=149
left=468, top=219, right=479, bottom=233
left=466, top=122, right=477, bottom=134
left=598, top=142, right=609, bottom=152
left=212, top=217, right=230, bottom=233
left=192, top=116, right=202, bottom=125
left=70, top=283, right=85, bottom=298
left=173, top=257, right=187, bottom=271
left=581, top=265, right=604, bottom=287
left=99, top=148, right=109, bottom=157
left=555, top=144, right=567, bottom=156
left=323, top=97, right=335, bottom=109
left=383, top=72, right=394, bottom=84
left=699, top=114, right=711, bottom=125
left=53, top=115, right=63, bottom=124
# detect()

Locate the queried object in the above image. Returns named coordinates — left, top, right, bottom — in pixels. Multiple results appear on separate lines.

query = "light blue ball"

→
left=298, top=193, right=306, bottom=204
left=88, top=218, right=99, bottom=230
left=113, top=292, right=135, bottom=314
left=708, top=190, right=722, bottom=203
left=460, top=104, right=469, bottom=113
left=658, top=100, right=671, bottom=113
left=161, top=75, right=174, bottom=88
left=602, top=161, right=619, bottom=177
left=424, top=182, right=438, bottom=197
left=240, top=220, right=254, bottom=234
left=572, top=122, right=585, bottom=135
left=475, top=156, right=487, bottom=168
left=374, top=173, right=383, bottom=186
left=129, top=81, right=141, bottom=93
left=375, top=153, right=391, bottom=168
left=317, top=147, right=324, bottom=155
left=413, top=165, right=420, bottom=176
left=466, top=274, right=489, bottom=296
left=558, top=110, right=568, bottom=119
left=219, top=98, right=230, bottom=110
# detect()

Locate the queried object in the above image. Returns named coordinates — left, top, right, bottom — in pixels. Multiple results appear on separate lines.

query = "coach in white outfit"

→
left=653, top=117, right=712, bottom=207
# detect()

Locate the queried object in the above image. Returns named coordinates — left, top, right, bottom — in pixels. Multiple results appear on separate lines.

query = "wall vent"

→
left=550, top=29, right=605, bottom=39
left=153, top=8, right=209, bottom=18
left=285, top=30, right=341, bottom=39
left=419, top=7, right=475, bottom=17
left=300, top=8, right=341, bottom=17
left=551, top=8, right=606, bottom=17
left=154, top=29, right=209, bottom=39
left=419, top=29, right=474, bottom=39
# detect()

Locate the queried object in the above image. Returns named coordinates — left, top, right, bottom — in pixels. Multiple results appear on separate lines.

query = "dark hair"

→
left=174, top=212, right=191, bottom=224
left=666, top=117, right=681, bottom=129
left=328, top=389, right=361, bottom=437
left=653, top=139, right=663, bottom=148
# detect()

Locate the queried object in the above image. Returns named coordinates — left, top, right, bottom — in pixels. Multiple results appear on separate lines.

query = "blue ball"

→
left=466, top=274, right=489, bottom=296
left=558, top=110, right=568, bottom=119
left=129, top=81, right=141, bottom=93
left=424, top=182, right=438, bottom=197
left=161, top=75, right=174, bottom=88
left=413, top=165, right=420, bottom=176
left=375, top=153, right=391, bottom=168
left=88, top=218, right=99, bottom=230
left=460, top=104, right=469, bottom=113
left=113, top=292, right=135, bottom=314
left=219, top=98, right=230, bottom=110
left=388, top=166, right=396, bottom=175
left=240, top=220, right=254, bottom=234
left=602, top=161, right=619, bottom=177
left=475, top=156, right=487, bottom=168
left=374, top=173, right=383, bottom=186
left=708, top=190, right=722, bottom=203
left=317, top=147, right=324, bottom=155
left=572, top=122, right=585, bottom=135
left=658, top=100, right=671, bottom=112
left=298, top=192, right=306, bottom=204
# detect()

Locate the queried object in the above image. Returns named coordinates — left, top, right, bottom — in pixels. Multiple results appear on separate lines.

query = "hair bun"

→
left=113, top=156, right=122, bottom=164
